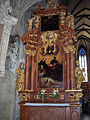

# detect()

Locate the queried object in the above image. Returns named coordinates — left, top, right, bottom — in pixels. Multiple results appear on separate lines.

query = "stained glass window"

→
left=79, top=48, right=88, bottom=82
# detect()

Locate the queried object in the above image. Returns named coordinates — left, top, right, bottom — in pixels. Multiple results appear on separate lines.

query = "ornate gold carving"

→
left=65, top=90, right=83, bottom=92
left=18, top=93, right=30, bottom=101
left=49, top=0, right=55, bottom=8
left=69, top=92, right=76, bottom=101
left=75, top=60, right=85, bottom=89
left=35, top=15, right=40, bottom=29
left=60, top=10, right=66, bottom=25
left=41, top=31, right=57, bottom=54
left=72, top=35, right=77, bottom=42
left=16, top=62, right=25, bottom=91
left=66, top=13, right=74, bottom=29
left=28, top=15, right=40, bottom=30
left=76, top=93, right=83, bottom=101
left=63, top=47, right=69, bottom=53
left=28, top=17, right=35, bottom=31
left=69, top=92, right=83, bottom=101
left=64, top=45, right=76, bottom=54
left=70, top=104, right=81, bottom=107
left=24, top=49, right=36, bottom=56
left=24, top=89, right=34, bottom=92
left=36, top=94, right=41, bottom=100
left=60, top=94, right=65, bottom=100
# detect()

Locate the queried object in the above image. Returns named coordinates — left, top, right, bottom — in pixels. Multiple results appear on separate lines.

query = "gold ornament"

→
left=69, top=92, right=83, bottom=101
left=66, top=13, right=74, bottom=29
left=69, top=92, right=76, bottom=101
left=60, top=94, right=65, bottom=100
left=18, top=93, right=30, bottom=101
left=76, top=93, right=83, bottom=101
left=28, top=17, right=35, bottom=31
left=24, top=49, right=36, bottom=56
left=41, top=31, right=57, bottom=54
left=49, top=0, right=55, bottom=8
left=35, top=15, right=40, bottom=29
left=75, top=60, right=85, bottom=89
left=16, top=62, right=25, bottom=91
left=60, top=10, right=66, bottom=25
left=64, top=45, right=76, bottom=54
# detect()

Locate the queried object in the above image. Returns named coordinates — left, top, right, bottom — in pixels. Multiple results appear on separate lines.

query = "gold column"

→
left=70, top=52, right=75, bottom=89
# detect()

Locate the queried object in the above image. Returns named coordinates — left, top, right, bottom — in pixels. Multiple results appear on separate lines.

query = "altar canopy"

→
left=16, top=0, right=84, bottom=120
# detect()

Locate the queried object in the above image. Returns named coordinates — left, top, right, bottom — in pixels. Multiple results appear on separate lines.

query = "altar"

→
left=20, top=103, right=81, bottom=120
left=16, top=0, right=84, bottom=120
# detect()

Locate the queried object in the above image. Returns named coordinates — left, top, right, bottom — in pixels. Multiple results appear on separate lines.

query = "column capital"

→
left=1, top=16, right=18, bottom=26
left=64, top=45, right=76, bottom=54
left=24, top=49, right=36, bottom=56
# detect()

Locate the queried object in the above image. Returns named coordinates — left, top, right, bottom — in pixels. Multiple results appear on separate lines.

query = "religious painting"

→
left=38, top=46, right=63, bottom=88
left=41, top=15, right=59, bottom=31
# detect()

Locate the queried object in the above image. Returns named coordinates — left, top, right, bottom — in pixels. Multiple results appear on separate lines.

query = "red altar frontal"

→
left=16, top=1, right=84, bottom=120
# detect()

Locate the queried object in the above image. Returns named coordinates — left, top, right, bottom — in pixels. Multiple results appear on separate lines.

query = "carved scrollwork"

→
left=18, top=93, right=30, bottom=101
left=28, top=15, right=40, bottom=31
left=69, top=92, right=83, bottom=101
left=41, top=31, right=57, bottom=55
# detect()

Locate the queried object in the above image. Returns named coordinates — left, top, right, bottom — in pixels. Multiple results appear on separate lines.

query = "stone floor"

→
left=81, top=113, right=90, bottom=120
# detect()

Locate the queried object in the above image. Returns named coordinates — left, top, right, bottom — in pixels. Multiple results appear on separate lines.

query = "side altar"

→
left=16, top=1, right=84, bottom=120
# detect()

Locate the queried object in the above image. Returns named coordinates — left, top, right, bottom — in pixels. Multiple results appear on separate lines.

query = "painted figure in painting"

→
left=38, top=57, right=63, bottom=88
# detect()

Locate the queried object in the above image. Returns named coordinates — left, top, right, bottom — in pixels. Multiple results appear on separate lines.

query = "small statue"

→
left=60, top=10, right=66, bottom=26
left=49, top=0, right=55, bottom=8
left=16, top=62, right=25, bottom=91
left=35, top=15, right=40, bottom=29
left=75, top=60, right=85, bottom=89
left=28, top=16, right=35, bottom=31
left=66, top=13, right=74, bottom=29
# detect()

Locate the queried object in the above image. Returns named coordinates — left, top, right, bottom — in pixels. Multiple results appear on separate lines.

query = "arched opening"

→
left=78, top=46, right=88, bottom=82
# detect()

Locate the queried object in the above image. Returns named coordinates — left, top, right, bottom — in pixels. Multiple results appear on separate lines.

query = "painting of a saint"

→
left=38, top=56, right=63, bottom=88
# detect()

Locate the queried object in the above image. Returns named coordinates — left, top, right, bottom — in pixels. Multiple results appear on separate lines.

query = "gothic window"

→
left=79, top=47, right=88, bottom=82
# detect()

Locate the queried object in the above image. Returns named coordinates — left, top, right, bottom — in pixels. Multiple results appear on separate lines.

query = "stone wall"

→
left=0, top=70, right=16, bottom=120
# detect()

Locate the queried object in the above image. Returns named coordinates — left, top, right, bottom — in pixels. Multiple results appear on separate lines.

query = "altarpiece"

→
left=16, top=1, right=84, bottom=120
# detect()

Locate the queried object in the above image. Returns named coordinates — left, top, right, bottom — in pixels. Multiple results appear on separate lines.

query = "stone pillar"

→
left=66, top=53, right=70, bottom=90
left=70, top=52, right=75, bottom=89
left=25, top=55, right=31, bottom=90
left=0, top=16, right=18, bottom=77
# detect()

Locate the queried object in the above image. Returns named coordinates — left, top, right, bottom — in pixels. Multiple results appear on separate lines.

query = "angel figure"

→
left=35, top=15, right=40, bottom=29
left=66, top=13, right=74, bottom=29
left=16, top=62, right=25, bottom=91
left=28, top=17, right=35, bottom=31
left=75, top=60, right=85, bottom=89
